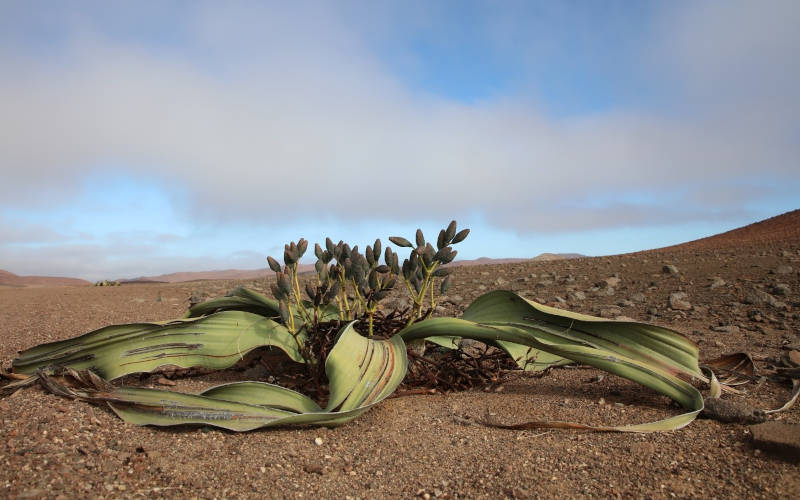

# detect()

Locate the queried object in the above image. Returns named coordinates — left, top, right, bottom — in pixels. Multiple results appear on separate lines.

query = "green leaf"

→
left=493, top=340, right=572, bottom=372
left=399, top=290, right=705, bottom=431
left=325, top=321, right=408, bottom=411
left=13, top=311, right=304, bottom=379
left=184, top=286, right=280, bottom=318
left=34, top=322, right=407, bottom=431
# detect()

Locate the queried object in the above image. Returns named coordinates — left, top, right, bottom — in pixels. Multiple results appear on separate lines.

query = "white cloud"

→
left=0, top=216, right=68, bottom=244
left=0, top=0, right=797, bottom=236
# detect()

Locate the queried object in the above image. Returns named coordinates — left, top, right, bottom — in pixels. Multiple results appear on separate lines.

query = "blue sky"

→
left=1, top=1, right=798, bottom=281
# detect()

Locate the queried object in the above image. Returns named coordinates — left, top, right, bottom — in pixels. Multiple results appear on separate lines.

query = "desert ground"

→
left=1, top=211, right=799, bottom=499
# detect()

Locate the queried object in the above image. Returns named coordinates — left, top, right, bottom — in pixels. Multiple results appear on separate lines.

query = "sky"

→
left=1, top=0, right=798, bottom=281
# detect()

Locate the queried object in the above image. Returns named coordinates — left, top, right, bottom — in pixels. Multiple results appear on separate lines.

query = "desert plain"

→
left=1, top=210, right=799, bottom=499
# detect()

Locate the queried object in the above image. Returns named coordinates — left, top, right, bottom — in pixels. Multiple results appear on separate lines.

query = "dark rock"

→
left=750, top=422, right=800, bottom=462
left=596, top=277, right=620, bottom=289
left=304, top=464, right=324, bottom=475
left=702, top=397, right=765, bottom=424
left=772, top=283, right=790, bottom=296
left=662, top=264, right=680, bottom=275
left=744, top=289, right=786, bottom=309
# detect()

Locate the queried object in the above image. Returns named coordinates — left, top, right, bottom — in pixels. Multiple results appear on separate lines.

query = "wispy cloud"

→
left=0, top=1, right=797, bottom=278
left=0, top=216, right=69, bottom=244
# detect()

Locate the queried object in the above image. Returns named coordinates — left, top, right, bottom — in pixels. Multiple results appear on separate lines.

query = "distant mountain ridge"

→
left=0, top=269, right=90, bottom=287
left=5, top=209, right=796, bottom=285
left=118, top=259, right=536, bottom=283
left=120, top=268, right=277, bottom=284
left=531, top=252, right=586, bottom=261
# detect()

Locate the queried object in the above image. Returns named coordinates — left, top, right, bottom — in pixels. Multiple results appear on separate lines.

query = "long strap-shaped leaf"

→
left=184, top=287, right=281, bottom=318
left=35, top=323, right=408, bottom=431
left=463, top=292, right=704, bottom=380
left=184, top=286, right=341, bottom=324
left=13, top=311, right=304, bottom=379
left=399, top=291, right=706, bottom=431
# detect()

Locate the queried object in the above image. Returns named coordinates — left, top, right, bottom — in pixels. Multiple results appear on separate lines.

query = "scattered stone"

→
left=494, top=277, right=508, bottom=287
left=710, top=325, right=740, bottom=334
left=567, top=291, right=586, bottom=302
left=668, top=292, right=692, bottom=311
left=630, top=292, right=646, bottom=303
left=662, top=264, right=680, bottom=275
left=709, top=277, right=726, bottom=290
left=596, top=277, right=620, bottom=289
left=750, top=422, right=800, bottom=462
left=774, top=265, right=793, bottom=275
left=155, top=377, right=176, bottom=386
left=772, top=283, right=790, bottom=296
left=743, top=289, right=786, bottom=309
left=189, top=292, right=205, bottom=306
left=702, top=397, right=766, bottom=424
left=599, top=306, right=622, bottom=318
left=304, top=464, right=324, bottom=474
left=313, top=437, right=323, bottom=446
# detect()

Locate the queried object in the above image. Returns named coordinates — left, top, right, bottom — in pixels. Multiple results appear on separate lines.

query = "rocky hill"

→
left=0, top=269, right=90, bottom=287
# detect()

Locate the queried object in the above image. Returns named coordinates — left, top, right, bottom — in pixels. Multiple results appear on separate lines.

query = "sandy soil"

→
left=2, top=215, right=800, bottom=499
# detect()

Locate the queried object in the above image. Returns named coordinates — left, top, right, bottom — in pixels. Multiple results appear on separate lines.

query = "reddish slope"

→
left=0, top=270, right=90, bottom=287
left=662, top=209, right=800, bottom=251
